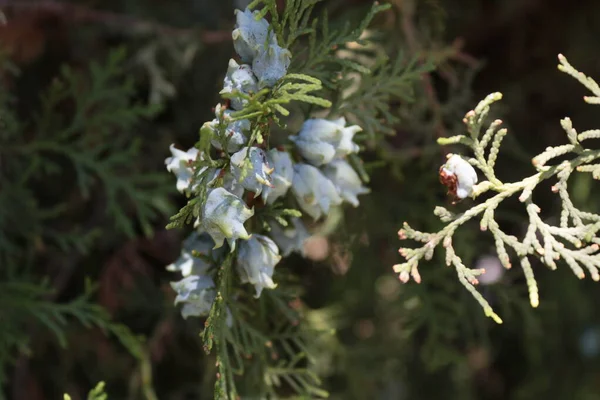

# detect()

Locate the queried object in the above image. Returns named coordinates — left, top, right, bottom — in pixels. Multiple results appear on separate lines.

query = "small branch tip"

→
left=399, top=271, right=410, bottom=283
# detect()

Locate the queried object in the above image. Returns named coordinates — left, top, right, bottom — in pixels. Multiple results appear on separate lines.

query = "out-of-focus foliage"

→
left=0, top=42, right=172, bottom=398
left=64, top=381, right=108, bottom=400
left=2, top=0, right=600, bottom=400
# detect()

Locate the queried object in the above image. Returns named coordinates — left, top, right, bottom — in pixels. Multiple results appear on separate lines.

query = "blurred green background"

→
left=3, top=0, right=600, bottom=399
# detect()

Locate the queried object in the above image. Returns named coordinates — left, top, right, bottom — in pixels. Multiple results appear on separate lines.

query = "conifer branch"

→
left=395, top=55, right=600, bottom=323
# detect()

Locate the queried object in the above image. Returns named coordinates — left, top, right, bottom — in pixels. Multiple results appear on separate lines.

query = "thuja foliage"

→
left=394, top=54, right=600, bottom=324
left=0, top=48, right=170, bottom=395
left=164, top=1, right=429, bottom=398
left=64, top=381, right=108, bottom=400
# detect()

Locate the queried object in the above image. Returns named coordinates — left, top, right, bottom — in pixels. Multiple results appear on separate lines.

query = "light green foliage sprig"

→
left=223, top=72, right=332, bottom=127
left=64, top=381, right=108, bottom=400
left=394, top=54, right=600, bottom=324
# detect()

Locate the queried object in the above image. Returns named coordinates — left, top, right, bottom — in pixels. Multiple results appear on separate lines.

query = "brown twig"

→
left=0, top=0, right=232, bottom=43
left=448, top=38, right=479, bottom=68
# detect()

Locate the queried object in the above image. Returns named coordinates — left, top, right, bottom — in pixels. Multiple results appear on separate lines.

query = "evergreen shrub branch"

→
left=394, top=54, right=600, bottom=324
left=337, top=52, right=434, bottom=139
left=164, top=1, right=428, bottom=398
